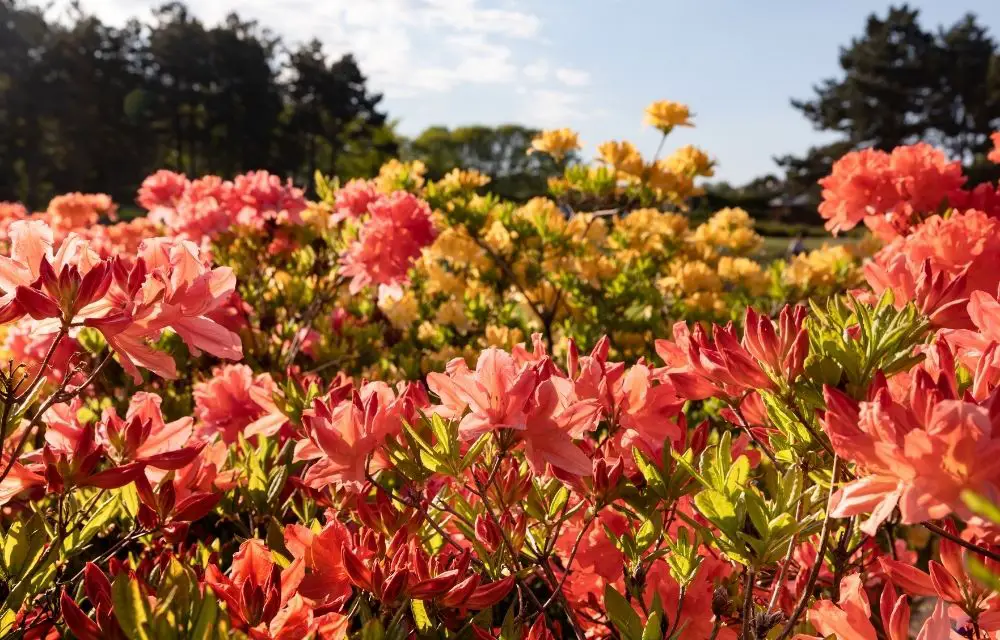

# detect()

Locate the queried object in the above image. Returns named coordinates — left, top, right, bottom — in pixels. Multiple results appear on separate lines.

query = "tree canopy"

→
left=774, top=4, right=1000, bottom=218
left=0, top=1, right=395, bottom=207
left=402, top=124, right=572, bottom=202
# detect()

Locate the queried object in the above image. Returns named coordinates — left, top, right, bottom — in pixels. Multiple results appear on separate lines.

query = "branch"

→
left=923, top=521, right=1000, bottom=564
left=775, top=455, right=841, bottom=640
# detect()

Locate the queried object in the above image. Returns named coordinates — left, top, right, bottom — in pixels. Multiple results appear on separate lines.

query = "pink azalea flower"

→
left=298, top=381, right=418, bottom=490
left=333, top=179, right=380, bottom=223
left=137, top=170, right=189, bottom=211
left=194, top=364, right=278, bottom=443
left=339, top=191, right=436, bottom=296
left=819, top=143, right=965, bottom=240
left=97, top=392, right=198, bottom=478
left=427, top=348, right=536, bottom=439
left=92, top=237, right=243, bottom=382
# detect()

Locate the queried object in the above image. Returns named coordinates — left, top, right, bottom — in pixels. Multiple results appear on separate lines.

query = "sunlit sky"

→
left=66, top=0, right=1000, bottom=183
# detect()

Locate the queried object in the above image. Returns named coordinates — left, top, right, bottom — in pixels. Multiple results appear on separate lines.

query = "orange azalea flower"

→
left=206, top=539, right=347, bottom=639
left=339, top=190, right=437, bottom=297
left=823, top=368, right=1000, bottom=534
left=792, top=574, right=950, bottom=640
left=989, top=132, right=1000, bottom=164
left=298, top=381, right=422, bottom=490
left=194, top=364, right=278, bottom=444
left=819, top=143, right=965, bottom=239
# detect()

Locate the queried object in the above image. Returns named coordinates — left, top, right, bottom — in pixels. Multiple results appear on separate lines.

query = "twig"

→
left=538, top=510, right=597, bottom=613
left=775, top=455, right=841, bottom=640
left=741, top=566, right=755, bottom=640
left=923, top=521, right=1000, bottom=563
left=14, top=328, right=67, bottom=404
left=0, top=350, right=112, bottom=487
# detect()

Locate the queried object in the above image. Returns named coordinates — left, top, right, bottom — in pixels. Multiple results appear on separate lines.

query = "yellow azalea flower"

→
left=612, top=208, right=688, bottom=257
left=437, top=168, right=491, bottom=192
left=435, top=299, right=473, bottom=334
left=566, top=213, right=608, bottom=245
left=643, top=100, right=694, bottom=132
left=597, top=140, right=644, bottom=177
left=422, top=345, right=477, bottom=371
left=644, top=160, right=697, bottom=206
left=515, top=197, right=567, bottom=234
left=694, top=208, right=763, bottom=255
left=617, top=331, right=649, bottom=351
left=685, top=291, right=727, bottom=315
left=483, top=220, right=514, bottom=256
left=528, top=128, right=581, bottom=161
left=417, top=321, right=441, bottom=345
left=665, top=145, right=714, bottom=178
left=850, top=233, right=881, bottom=259
left=717, top=256, right=770, bottom=296
left=661, top=260, right=722, bottom=295
left=784, top=244, right=862, bottom=291
left=376, top=159, right=426, bottom=193
left=574, top=254, right=617, bottom=285
left=419, top=259, right=466, bottom=297
left=379, top=290, right=420, bottom=330
left=485, top=325, right=524, bottom=349
left=425, top=227, right=491, bottom=271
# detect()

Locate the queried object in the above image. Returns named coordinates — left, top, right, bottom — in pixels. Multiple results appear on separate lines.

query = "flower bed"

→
left=0, top=104, right=995, bottom=639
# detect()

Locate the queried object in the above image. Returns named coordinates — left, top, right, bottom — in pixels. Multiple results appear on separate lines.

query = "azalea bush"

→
left=0, top=104, right=998, bottom=640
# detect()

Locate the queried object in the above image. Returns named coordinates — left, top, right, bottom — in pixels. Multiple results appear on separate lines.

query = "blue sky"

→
left=79, top=0, right=1000, bottom=183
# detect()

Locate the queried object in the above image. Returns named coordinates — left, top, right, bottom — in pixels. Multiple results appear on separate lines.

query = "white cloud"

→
left=522, top=60, right=550, bottom=83
left=71, top=0, right=597, bottom=112
left=522, top=89, right=592, bottom=128
left=554, top=67, right=591, bottom=87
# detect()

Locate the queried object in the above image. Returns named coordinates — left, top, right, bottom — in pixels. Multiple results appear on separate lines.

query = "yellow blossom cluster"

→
left=528, top=128, right=581, bottom=160
left=532, top=100, right=714, bottom=210
left=692, top=207, right=764, bottom=254
left=302, top=99, right=867, bottom=373
left=782, top=243, right=864, bottom=293
left=643, top=100, right=694, bottom=132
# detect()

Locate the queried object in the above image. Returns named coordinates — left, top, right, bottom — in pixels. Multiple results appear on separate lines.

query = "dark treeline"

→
left=0, top=1, right=396, bottom=207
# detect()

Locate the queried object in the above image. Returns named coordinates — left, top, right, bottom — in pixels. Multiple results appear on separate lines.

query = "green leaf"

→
left=963, top=490, right=1000, bottom=525
left=411, top=600, right=433, bottom=633
left=190, top=591, right=219, bottom=640
left=724, top=456, right=750, bottom=496
left=548, top=486, right=570, bottom=519
left=3, top=514, right=47, bottom=579
left=266, top=464, right=289, bottom=510
left=603, top=585, right=643, bottom=640
left=641, top=609, right=662, bottom=640
left=499, top=606, right=521, bottom=640
left=64, top=496, right=119, bottom=554
left=112, top=573, right=153, bottom=640
left=693, top=490, right=739, bottom=538
left=429, top=414, right=455, bottom=458
left=969, top=556, right=1000, bottom=591
left=633, top=449, right=667, bottom=497
left=635, top=511, right=662, bottom=553
left=119, top=484, right=140, bottom=519
left=460, top=434, right=491, bottom=472
left=361, top=618, right=387, bottom=640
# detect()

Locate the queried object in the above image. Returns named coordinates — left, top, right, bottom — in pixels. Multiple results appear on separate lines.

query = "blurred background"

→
left=2, top=0, right=999, bottom=238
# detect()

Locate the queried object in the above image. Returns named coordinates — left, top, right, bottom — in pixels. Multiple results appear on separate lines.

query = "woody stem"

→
left=14, top=327, right=67, bottom=404
left=775, top=455, right=841, bottom=640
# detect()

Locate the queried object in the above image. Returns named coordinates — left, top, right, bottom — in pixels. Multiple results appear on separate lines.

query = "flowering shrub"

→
left=4, top=104, right=1000, bottom=639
